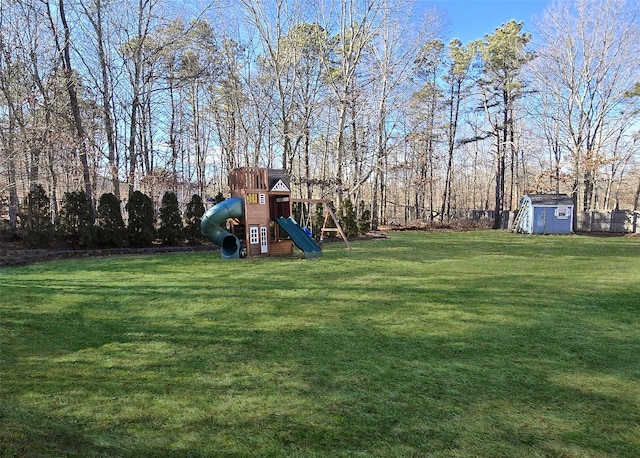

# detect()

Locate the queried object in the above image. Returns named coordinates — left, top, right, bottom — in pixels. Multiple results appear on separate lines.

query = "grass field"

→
left=1, top=230, right=639, bottom=457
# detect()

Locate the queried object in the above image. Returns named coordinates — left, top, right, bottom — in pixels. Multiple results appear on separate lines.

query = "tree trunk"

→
left=494, top=135, right=504, bottom=229
left=335, top=99, right=348, bottom=204
left=509, top=106, right=516, bottom=209
left=128, top=95, right=138, bottom=196
left=441, top=82, right=460, bottom=222
left=58, top=0, right=94, bottom=222
left=81, top=0, right=120, bottom=199
left=5, top=124, right=19, bottom=231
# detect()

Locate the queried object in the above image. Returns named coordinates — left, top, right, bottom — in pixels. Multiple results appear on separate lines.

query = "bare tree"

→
left=285, top=24, right=330, bottom=197
left=45, top=0, right=95, bottom=221
left=361, top=0, right=435, bottom=229
left=239, top=0, right=307, bottom=174
left=323, top=0, right=382, bottom=202
left=533, top=0, right=640, bottom=212
left=439, top=39, right=475, bottom=221
left=117, top=0, right=160, bottom=196
left=412, top=39, right=444, bottom=223
left=78, top=0, right=121, bottom=199
left=0, top=4, right=25, bottom=231
left=1, top=0, right=71, bottom=226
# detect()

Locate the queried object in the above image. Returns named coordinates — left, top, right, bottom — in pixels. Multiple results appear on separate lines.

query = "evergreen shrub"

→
left=126, top=190, right=155, bottom=247
left=213, top=192, right=225, bottom=204
left=0, top=219, right=13, bottom=242
left=339, top=198, right=359, bottom=237
left=60, top=190, right=94, bottom=248
left=158, top=191, right=183, bottom=245
left=358, top=201, right=371, bottom=235
left=96, top=193, right=126, bottom=247
left=19, top=184, right=55, bottom=248
left=184, top=194, right=205, bottom=244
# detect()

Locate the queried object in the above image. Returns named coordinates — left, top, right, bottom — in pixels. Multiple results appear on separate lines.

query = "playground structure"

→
left=201, top=167, right=349, bottom=259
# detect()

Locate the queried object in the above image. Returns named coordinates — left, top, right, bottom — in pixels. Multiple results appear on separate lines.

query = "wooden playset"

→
left=201, top=167, right=348, bottom=259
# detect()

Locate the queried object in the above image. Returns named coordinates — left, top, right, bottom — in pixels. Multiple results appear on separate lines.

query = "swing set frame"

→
left=291, top=199, right=352, bottom=250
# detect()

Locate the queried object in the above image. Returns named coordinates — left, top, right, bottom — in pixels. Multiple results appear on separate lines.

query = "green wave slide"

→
left=275, top=216, right=322, bottom=259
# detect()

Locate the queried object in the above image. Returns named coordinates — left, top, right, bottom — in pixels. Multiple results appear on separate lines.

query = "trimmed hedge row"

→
left=14, top=185, right=206, bottom=249
left=7, top=188, right=371, bottom=248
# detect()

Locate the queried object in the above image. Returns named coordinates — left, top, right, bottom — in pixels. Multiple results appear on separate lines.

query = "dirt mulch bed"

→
left=0, top=232, right=391, bottom=269
left=0, top=244, right=217, bottom=269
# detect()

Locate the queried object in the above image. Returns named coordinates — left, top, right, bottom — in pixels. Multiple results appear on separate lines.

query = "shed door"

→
left=533, top=207, right=550, bottom=234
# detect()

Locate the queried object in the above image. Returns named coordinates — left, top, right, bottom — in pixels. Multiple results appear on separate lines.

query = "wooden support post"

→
left=322, top=203, right=351, bottom=249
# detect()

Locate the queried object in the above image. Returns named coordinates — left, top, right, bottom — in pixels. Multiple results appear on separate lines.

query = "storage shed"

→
left=512, top=194, right=574, bottom=234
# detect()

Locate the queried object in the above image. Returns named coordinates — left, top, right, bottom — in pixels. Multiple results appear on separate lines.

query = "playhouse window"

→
left=259, top=193, right=266, bottom=205
left=555, top=206, right=569, bottom=219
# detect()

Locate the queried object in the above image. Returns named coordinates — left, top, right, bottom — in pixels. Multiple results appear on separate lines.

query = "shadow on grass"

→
left=0, top=399, right=130, bottom=457
left=2, top=291, right=639, bottom=456
left=1, top=232, right=639, bottom=456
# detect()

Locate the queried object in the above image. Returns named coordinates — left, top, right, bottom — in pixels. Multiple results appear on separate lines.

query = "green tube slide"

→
left=200, top=197, right=244, bottom=259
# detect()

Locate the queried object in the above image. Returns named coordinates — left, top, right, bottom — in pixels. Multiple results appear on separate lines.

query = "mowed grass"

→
left=1, top=231, right=639, bottom=457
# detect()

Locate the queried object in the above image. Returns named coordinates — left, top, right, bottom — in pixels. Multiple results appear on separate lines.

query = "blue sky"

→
left=417, top=0, right=553, bottom=43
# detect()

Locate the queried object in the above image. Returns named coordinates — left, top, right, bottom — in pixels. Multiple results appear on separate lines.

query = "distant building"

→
left=512, top=194, right=574, bottom=234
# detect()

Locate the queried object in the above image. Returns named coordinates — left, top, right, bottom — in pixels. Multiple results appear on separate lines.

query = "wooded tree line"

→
left=1, top=0, right=639, bottom=236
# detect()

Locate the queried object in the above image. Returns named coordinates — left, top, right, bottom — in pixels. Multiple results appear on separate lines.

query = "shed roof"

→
left=526, top=193, right=574, bottom=206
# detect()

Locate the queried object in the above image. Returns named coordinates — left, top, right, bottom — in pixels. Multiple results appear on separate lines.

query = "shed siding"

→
left=532, top=206, right=572, bottom=234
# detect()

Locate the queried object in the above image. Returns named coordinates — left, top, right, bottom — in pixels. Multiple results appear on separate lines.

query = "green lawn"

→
left=1, top=231, right=639, bottom=457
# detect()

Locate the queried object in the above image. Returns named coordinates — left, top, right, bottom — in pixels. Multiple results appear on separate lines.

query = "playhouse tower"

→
left=228, top=167, right=294, bottom=257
